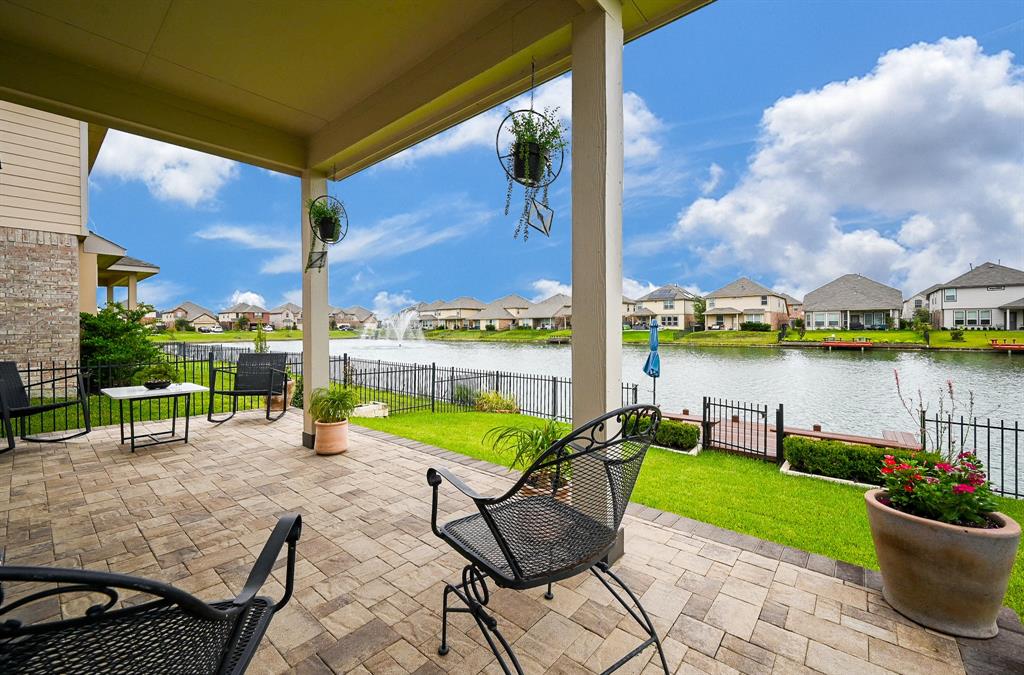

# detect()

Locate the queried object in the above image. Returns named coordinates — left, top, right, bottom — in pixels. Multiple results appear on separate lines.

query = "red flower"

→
left=969, top=473, right=986, bottom=486
left=959, top=451, right=975, bottom=459
left=881, top=467, right=894, bottom=474
left=897, top=463, right=911, bottom=471
left=935, top=463, right=954, bottom=473
left=953, top=484, right=975, bottom=494
left=883, top=456, right=896, bottom=466
left=913, top=474, right=923, bottom=481
left=904, top=485, right=914, bottom=492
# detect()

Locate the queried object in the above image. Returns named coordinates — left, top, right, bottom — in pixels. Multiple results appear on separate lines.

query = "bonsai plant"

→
left=307, top=197, right=344, bottom=242
left=865, top=451, right=1020, bottom=637
left=132, top=362, right=182, bottom=389
left=483, top=419, right=570, bottom=500
left=308, top=385, right=359, bottom=455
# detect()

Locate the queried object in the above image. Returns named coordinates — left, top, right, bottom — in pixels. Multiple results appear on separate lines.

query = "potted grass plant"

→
left=308, top=385, right=359, bottom=455
left=307, top=197, right=344, bottom=242
left=866, top=451, right=1020, bottom=637
left=133, top=362, right=182, bottom=390
left=484, top=419, right=571, bottom=501
left=507, top=107, right=566, bottom=187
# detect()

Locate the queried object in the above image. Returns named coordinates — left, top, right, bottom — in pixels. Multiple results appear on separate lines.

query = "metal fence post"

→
left=343, top=354, right=350, bottom=387
left=551, top=376, right=558, bottom=420
left=701, top=396, right=711, bottom=450
left=775, top=404, right=785, bottom=465
left=919, top=409, right=926, bottom=451
left=431, top=363, right=436, bottom=413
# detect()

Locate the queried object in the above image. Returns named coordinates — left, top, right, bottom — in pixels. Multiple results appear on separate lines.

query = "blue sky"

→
left=89, top=0, right=1024, bottom=317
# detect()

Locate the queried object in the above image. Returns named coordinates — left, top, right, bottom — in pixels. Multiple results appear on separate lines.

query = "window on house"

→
left=761, top=295, right=768, bottom=306
left=944, top=288, right=957, bottom=302
left=744, top=313, right=764, bottom=324
left=661, top=315, right=679, bottom=327
left=813, top=312, right=825, bottom=328
left=980, top=310, right=991, bottom=326
left=966, top=310, right=978, bottom=326
left=708, top=299, right=715, bottom=309
left=914, top=299, right=922, bottom=308
left=827, top=312, right=840, bottom=327
left=663, top=300, right=675, bottom=310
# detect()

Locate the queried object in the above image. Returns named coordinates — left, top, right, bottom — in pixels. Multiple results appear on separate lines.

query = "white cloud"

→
left=194, top=225, right=291, bottom=250
left=280, top=289, right=302, bottom=305
left=229, top=290, right=266, bottom=307
left=371, top=291, right=418, bottom=318
left=528, top=279, right=572, bottom=302
left=700, top=163, right=724, bottom=195
left=386, top=75, right=666, bottom=167
left=92, top=131, right=239, bottom=206
left=137, top=279, right=186, bottom=309
left=622, top=277, right=658, bottom=299
left=670, top=37, right=1024, bottom=295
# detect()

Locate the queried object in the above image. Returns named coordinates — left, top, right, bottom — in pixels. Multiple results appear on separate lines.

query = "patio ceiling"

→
left=0, top=0, right=710, bottom=178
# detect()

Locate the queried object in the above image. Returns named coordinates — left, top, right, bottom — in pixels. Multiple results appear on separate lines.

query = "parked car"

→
left=264, top=325, right=274, bottom=331
left=209, top=325, right=224, bottom=333
left=338, top=324, right=353, bottom=331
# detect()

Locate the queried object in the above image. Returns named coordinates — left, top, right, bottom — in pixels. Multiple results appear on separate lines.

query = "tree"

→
left=911, top=308, right=932, bottom=345
left=80, top=302, right=161, bottom=385
left=235, top=316, right=249, bottom=331
left=174, top=317, right=191, bottom=332
left=253, top=322, right=268, bottom=353
left=693, top=297, right=706, bottom=327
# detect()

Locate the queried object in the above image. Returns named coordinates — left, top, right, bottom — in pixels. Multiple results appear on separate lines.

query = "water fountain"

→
left=371, top=308, right=424, bottom=345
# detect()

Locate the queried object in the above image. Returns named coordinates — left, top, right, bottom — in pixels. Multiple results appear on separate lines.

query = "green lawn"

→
left=150, top=329, right=358, bottom=343
left=424, top=329, right=571, bottom=343
left=352, top=410, right=1024, bottom=617
left=679, top=330, right=779, bottom=346
left=929, top=329, right=1024, bottom=349
left=784, top=329, right=923, bottom=344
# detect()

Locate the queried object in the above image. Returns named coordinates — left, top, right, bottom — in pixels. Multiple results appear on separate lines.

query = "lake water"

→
left=258, top=338, right=1024, bottom=436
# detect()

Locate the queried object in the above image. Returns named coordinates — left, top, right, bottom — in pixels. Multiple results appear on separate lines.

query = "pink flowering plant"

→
left=880, top=451, right=998, bottom=527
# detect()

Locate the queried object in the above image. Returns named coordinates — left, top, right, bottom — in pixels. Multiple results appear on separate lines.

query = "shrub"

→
left=950, top=329, right=965, bottom=342
left=474, top=390, right=519, bottom=413
left=739, top=322, right=772, bottom=331
left=655, top=420, right=700, bottom=451
left=132, top=362, right=182, bottom=385
left=784, top=436, right=940, bottom=486
left=80, top=303, right=161, bottom=385
left=291, top=374, right=303, bottom=408
left=791, top=318, right=805, bottom=329
left=879, top=451, right=997, bottom=526
left=485, top=324, right=497, bottom=331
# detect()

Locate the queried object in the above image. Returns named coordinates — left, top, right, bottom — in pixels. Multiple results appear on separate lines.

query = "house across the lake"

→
left=636, top=284, right=699, bottom=329
left=269, top=302, right=302, bottom=330
left=218, top=302, right=270, bottom=329
left=162, top=301, right=218, bottom=331
left=803, top=274, right=902, bottom=330
left=924, top=262, right=1024, bottom=330
left=704, top=278, right=790, bottom=330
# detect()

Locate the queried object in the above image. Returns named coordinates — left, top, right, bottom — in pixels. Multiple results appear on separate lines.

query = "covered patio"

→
left=1, top=411, right=999, bottom=674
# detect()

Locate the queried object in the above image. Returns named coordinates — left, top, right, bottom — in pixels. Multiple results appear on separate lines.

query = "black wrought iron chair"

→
left=427, top=404, right=667, bottom=675
left=208, top=352, right=290, bottom=423
left=0, top=513, right=302, bottom=674
left=0, top=362, right=91, bottom=454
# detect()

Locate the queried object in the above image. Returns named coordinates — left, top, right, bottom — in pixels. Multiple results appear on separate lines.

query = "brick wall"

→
left=0, top=225, right=80, bottom=366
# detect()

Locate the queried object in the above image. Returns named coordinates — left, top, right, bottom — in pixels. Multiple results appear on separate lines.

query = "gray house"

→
left=803, top=274, right=902, bottom=329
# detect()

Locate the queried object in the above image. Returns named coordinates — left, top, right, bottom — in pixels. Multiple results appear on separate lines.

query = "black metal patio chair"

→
left=0, top=513, right=302, bottom=674
left=0, top=362, right=91, bottom=454
left=427, top=404, right=667, bottom=675
left=208, top=352, right=290, bottom=423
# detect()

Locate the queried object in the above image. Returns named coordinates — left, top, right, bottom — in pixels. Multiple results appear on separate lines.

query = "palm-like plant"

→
left=308, top=385, right=359, bottom=423
left=484, top=419, right=569, bottom=487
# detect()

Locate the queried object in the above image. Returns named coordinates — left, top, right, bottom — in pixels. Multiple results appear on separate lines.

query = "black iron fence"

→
left=921, top=413, right=1022, bottom=499
left=701, top=397, right=783, bottom=462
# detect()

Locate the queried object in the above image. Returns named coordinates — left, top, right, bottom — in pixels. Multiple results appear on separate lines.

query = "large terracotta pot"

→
left=865, top=489, right=1020, bottom=638
left=314, top=420, right=349, bottom=456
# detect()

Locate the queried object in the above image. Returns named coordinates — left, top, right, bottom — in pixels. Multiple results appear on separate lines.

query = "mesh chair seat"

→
left=440, top=496, right=615, bottom=586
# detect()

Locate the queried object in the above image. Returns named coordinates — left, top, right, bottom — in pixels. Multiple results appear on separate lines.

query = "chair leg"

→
left=591, top=562, right=670, bottom=674
left=437, top=565, right=523, bottom=675
left=2, top=414, right=14, bottom=454
left=545, top=581, right=554, bottom=600
left=208, top=395, right=237, bottom=424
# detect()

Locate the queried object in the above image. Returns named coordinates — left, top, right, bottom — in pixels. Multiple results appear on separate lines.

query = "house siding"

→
left=928, top=285, right=1024, bottom=329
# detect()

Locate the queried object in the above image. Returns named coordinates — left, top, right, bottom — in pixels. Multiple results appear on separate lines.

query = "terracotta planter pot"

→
left=314, top=420, right=349, bottom=455
left=865, top=489, right=1020, bottom=638
left=521, top=477, right=571, bottom=504
left=269, top=379, right=296, bottom=411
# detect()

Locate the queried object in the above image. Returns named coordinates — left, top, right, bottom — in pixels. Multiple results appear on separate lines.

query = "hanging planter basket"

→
left=496, top=108, right=566, bottom=240
left=305, top=195, right=348, bottom=271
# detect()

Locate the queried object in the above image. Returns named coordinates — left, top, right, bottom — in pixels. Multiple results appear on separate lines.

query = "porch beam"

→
left=570, top=2, right=624, bottom=428
left=301, top=172, right=330, bottom=447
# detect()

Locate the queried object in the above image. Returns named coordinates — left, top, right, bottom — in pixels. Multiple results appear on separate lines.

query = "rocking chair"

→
left=0, top=362, right=91, bottom=454
left=207, top=352, right=289, bottom=424
left=427, top=404, right=667, bottom=674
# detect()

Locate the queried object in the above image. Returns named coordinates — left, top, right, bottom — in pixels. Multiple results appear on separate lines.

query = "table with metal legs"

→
left=101, top=383, right=209, bottom=452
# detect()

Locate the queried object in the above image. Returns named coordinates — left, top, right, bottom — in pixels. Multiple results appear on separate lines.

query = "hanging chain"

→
left=530, top=58, right=535, bottom=112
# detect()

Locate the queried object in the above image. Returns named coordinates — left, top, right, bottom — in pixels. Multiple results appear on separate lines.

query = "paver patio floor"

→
left=1, top=411, right=1019, bottom=674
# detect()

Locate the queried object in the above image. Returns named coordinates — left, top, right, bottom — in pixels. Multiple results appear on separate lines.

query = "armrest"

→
left=426, top=467, right=485, bottom=500
left=233, top=513, right=302, bottom=611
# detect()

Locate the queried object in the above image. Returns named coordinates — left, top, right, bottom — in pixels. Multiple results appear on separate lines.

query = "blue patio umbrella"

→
left=642, top=319, right=660, bottom=404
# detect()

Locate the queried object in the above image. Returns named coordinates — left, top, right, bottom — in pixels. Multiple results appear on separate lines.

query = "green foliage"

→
left=791, top=317, right=805, bottom=329
left=453, top=384, right=477, bottom=406
left=253, top=323, right=268, bottom=353
left=308, top=385, right=359, bottom=423
left=880, top=452, right=998, bottom=526
left=132, top=362, right=182, bottom=385
left=693, top=297, right=706, bottom=325
left=739, top=322, right=772, bottom=331
left=474, top=390, right=519, bottom=413
left=483, top=418, right=568, bottom=471
left=784, top=436, right=940, bottom=486
left=508, top=106, right=567, bottom=153
left=291, top=375, right=303, bottom=408
left=80, top=303, right=161, bottom=385
left=235, top=316, right=249, bottom=330
left=485, top=324, right=497, bottom=331
left=174, top=317, right=191, bottom=331
left=655, top=420, right=700, bottom=451
left=950, top=329, right=966, bottom=342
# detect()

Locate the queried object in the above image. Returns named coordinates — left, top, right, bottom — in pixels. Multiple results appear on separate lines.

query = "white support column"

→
left=571, top=2, right=624, bottom=429
left=301, top=172, right=329, bottom=447
left=106, top=285, right=114, bottom=306
left=127, top=274, right=137, bottom=310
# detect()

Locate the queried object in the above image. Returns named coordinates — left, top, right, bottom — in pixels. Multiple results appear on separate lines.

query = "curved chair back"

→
left=0, top=567, right=245, bottom=673
left=0, top=362, right=29, bottom=409
left=480, top=404, right=661, bottom=583
left=234, top=353, right=288, bottom=393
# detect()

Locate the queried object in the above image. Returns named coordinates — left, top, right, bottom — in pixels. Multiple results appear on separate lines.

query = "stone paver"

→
left=0, top=411, right=1000, bottom=673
